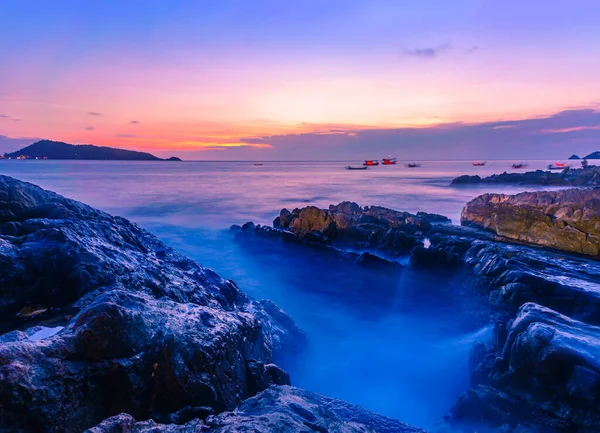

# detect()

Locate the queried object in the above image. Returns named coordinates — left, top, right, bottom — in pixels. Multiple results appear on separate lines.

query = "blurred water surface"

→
left=1, top=159, right=564, bottom=429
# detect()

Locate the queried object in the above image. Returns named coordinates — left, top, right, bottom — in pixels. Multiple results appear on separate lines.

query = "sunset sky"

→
left=1, top=0, right=600, bottom=160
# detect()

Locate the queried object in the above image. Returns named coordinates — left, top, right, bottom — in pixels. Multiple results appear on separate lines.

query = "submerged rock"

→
left=0, top=175, right=304, bottom=432
left=88, top=385, right=426, bottom=433
left=461, top=188, right=600, bottom=258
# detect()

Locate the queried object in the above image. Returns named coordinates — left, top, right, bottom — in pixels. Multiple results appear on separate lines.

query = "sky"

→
left=1, top=0, right=600, bottom=160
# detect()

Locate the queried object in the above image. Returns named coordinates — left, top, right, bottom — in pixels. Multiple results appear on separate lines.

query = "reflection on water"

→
left=0, top=160, right=548, bottom=428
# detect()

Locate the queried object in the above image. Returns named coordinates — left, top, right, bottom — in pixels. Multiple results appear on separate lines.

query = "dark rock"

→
left=461, top=188, right=600, bottom=258
left=451, top=174, right=481, bottom=184
left=451, top=166, right=600, bottom=186
left=0, top=175, right=302, bottom=432
left=245, top=360, right=290, bottom=397
left=88, top=386, right=425, bottom=432
left=167, top=406, right=214, bottom=424
left=448, top=303, right=600, bottom=432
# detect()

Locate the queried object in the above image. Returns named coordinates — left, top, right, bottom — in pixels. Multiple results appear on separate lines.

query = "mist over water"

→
left=0, top=160, right=558, bottom=428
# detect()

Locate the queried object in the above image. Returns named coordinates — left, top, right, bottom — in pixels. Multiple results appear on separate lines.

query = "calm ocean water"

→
left=0, top=159, right=566, bottom=429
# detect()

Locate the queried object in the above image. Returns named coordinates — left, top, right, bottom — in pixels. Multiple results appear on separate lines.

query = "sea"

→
left=0, top=159, right=568, bottom=430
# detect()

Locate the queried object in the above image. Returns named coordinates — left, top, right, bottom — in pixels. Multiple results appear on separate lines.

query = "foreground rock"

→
left=0, top=175, right=303, bottom=432
left=451, top=166, right=600, bottom=186
left=88, top=385, right=425, bottom=433
left=460, top=188, right=600, bottom=258
left=447, top=303, right=600, bottom=432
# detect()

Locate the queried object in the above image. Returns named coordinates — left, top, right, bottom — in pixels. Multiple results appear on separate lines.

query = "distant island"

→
left=584, top=151, right=600, bottom=159
left=1, top=140, right=182, bottom=161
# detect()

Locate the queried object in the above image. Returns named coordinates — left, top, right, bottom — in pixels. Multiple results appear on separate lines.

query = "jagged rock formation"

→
left=451, top=166, right=600, bottom=186
left=235, top=195, right=600, bottom=432
left=0, top=175, right=303, bottom=432
left=447, top=303, right=600, bottom=433
left=460, top=188, right=600, bottom=258
left=87, top=386, right=425, bottom=433
left=233, top=202, right=450, bottom=265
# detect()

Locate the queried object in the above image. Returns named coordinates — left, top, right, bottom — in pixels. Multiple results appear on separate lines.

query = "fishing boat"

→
left=254, top=163, right=264, bottom=166
left=512, top=162, right=527, bottom=169
left=548, top=162, right=568, bottom=170
left=472, top=161, right=486, bottom=166
left=406, top=162, right=421, bottom=168
left=363, top=160, right=379, bottom=166
left=346, top=165, right=368, bottom=170
left=382, top=156, right=397, bottom=165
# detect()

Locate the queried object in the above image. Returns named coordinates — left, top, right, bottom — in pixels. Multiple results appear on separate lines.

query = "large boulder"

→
left=243, top=201, right=450, bottom=258
left=461, top=188, right=600, bottom=258
left=87, top=385, right=426, bottom=433
left=0, top=175, right=303, bottom=432
left=447, top=303, right=600, bottom=432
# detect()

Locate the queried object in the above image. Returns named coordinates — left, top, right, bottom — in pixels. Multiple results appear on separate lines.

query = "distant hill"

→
left=568, top=154, right=580, bottom=160
left=3, top=140, right=180, bottom=161
left=584, top=151, right=600, bottom=159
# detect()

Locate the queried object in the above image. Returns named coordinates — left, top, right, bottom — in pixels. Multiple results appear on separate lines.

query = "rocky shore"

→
left=452, top=165, right=600, bottom=186
left=0, top=175, right=424, bottom=433
left=2, top=174, right=600, bottom=432
left=234, top=193, right=600, bottom=431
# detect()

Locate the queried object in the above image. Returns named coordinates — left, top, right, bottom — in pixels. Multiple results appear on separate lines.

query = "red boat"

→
left=363, top=160, right=379, bottom=166
left=382, top=156, right=397, bottom=165
left=472, top=161, right=486, bottom=166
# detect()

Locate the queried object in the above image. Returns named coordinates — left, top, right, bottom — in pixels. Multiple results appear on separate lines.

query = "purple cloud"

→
left=238, top=108, right=600, bottom=160
left=406, top=44, right=451, bottom=59
left=130, top=120, right=140, bottom=124
left=84, top=126, right=95, bottom=131
left=88, top=112, right=102, bottom=116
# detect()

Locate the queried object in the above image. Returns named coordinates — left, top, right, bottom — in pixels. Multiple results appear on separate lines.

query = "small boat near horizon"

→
left=472, top=161, right=486, bottom=166
left=382, top=156, right=397, bottom=165
left=363, top=160, right=379, bottom=166
left=406, top=162, right=421, bottom=168
left=548, top=162, right=569, bottom=170
left=346, top=165, right=368, bottom=170
left=512, top=162, right=527, bottom=169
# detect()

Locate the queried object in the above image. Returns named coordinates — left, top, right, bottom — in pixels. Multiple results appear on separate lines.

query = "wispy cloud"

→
left=0, top=114, right=21, bottom=121
left=465, top=46, right=480, bottom=54
left=235, top=108, right=600, bottom=160
left=116, top=133, right=137, bottom=138
left=405, top=44, right=451, bottom=59
left=84, top=126, right=95, bottom=131
left=87, top=112, right=102, bottom=116
left=130, top=120, right=140, bottom=124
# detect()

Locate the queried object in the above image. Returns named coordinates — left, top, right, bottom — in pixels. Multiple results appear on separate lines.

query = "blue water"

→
left=0, top=159, right=562, bottom=429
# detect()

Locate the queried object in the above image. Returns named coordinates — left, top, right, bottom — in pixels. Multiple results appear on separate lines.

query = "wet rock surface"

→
left=87, top=385, right=426, bottom=433
left=461, top=188, right=600, bottom=258
left=236, top=194, right=600, bottom=432
left=4, top=173, right=600, bottom=433
left=0, top=175, right=304, bottom=432
left=233, top=201, right=451, bottom=269
left=451, top=166, right=600, bottom=186
left=446, top=303, right=600, bottom=433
